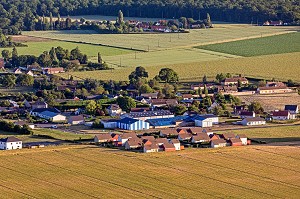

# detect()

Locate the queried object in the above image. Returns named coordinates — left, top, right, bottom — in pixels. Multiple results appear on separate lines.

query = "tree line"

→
left=0, top=0, right=299, bottom=34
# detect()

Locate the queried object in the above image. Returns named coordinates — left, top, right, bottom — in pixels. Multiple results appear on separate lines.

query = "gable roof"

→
left=236, top=134, right=247, bottom=139
left=144, top=143, right=159, bottom=150
left=40, top=111, right=61, bottom=118
left=242, top=117, right=265, bottom=122
left=222, top=133, right=236, bottom=140
left=120, top=133, right=138, bottom=139
left=224, top=77, right=248, bottom=83
left=160, top=129, right=179, bottom=136
left=95, top=134, right=112, bottom=141
left=240, top=111, right=255, bottom=116
left=0, top=136, right=21, bottom=142
left=272, top=110, right=290, bottom=117
left=211, top=139, right=226, bottom=145
left=69, top=115, right=84, bottom=122
left=192, top=133, right=210, bottom=141
left=229, top=138, right=243, bottom=144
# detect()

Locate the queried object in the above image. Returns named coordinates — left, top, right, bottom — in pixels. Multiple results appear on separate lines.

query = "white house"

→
left=241, top=117, right=266, bottom=126
left=107, top=104, right=123, bottom=116
left=0, top=137, right=22, bottom=150
left=236, top=134, right=248, bottom=146
left=272, top=110, right=295, bottom=120
left=210, top=139, right=227, bottom=148
left=68, top=115, right=85, bottom=125
left=170, top=139, right=181, bottom=151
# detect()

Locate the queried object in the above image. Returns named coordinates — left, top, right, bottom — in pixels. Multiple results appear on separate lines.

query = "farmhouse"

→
left=240, top=111, right=255, bottom=119
left=68, top=115, right=85, bottom=125
left=125, top=139, right=142, bottom=150
left=117, top=133, right=139, bottom=146
left=31, top=101, right=48, bottom=109
left=0, top=137, right=22, bottom=150
left=178, top=133, right=192, bottom=141
left=170, top=139, right=181, bottom=150
left=117, top=118, right=150, bottom=130
left=43, top=67, right=65, bottom=75
left=141, top=93, right=158, bottom=99
left=272, top=110, right=296, bottom=120
left=182, top=94, right=193, bottom=100
left=210, top=139, right=227, bottom=148
left=236, top=134, right=248, bottom=145
left=107, top=104, right=123, bottom=116
left=94, top=134, right=113, bottom=143
left=234, top=105, right=246, bottom=115
left=222, top=133, right=236, bottom=140
left=222, top=77, right=248, bottom=86
left=241, top=117, right=266, bottom=126
left=150, top=99, right=178, bottom=108
left=191, top=83, right=215, bottom=91
left=159, top=128, right=181, bottom=137
left=121, top=110, right=174, bottom=121
left=257, top=82, right=293, bottom=94
left=161, top=142, right=176, bottom=152
left=30, top=108, right=60, bottom=116
left=284, top=105, right=299, bottom=114
left=190, top=133, right=210, bottom=143
left=143, top=144, right=159, bottom=153
left=229, top=138, right=243, bottom=146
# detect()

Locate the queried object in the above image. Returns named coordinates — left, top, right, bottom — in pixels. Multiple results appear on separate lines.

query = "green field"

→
left=0, top=145, right=299, bottom=198
left=0, top=41, right=132, bottom=58
left=232, top=125, right=300, bottom=143
left=59, top=52, right=300, bottom=82
left=198, top=32, right=300, bottom=56
left=23, top=25, right=297, bottom=51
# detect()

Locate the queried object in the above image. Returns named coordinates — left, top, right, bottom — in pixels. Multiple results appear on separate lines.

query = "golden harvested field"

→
left=239, top=93, right=300, bottom=112
left=59, top=52, right=300, bottom=82
left=0, top=145, right=299, bottom=198
left=23, top=25, right=297, bottom=51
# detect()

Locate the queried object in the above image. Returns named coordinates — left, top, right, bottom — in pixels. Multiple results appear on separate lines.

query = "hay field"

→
left=23, top=25, right=297, bottom=51
left=239, top=93, right=300, bottom=112
left=0, top=145, right=299, bottom=198
left=59, top=52, right=300, bottom=82
left=0, top=41, right=132, bottom=57
left=198, top=32, right=300, bottom=56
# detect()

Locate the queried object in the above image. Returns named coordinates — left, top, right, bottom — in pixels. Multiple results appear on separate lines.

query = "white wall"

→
left=0, top=141, right=22, bottom=150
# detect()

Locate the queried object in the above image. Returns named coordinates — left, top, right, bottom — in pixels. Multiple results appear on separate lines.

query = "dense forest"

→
left=0, top=0, right=299, bottom=34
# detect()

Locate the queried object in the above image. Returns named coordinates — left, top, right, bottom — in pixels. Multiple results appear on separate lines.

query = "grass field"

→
left=32, top=129, right=94, bottom=141
left=59, top=52, right=300, bottom=82
left=0, top=145, right=299, bottom=198
left=23, top=25, right=297, bottom=51
left=198, top=32, right=300, bottom=56
left=231, top=126, right=300, bottom=143
left=0, top=40, right=132, bottom=58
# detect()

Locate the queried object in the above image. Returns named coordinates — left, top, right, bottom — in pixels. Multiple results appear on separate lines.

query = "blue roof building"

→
left=117, top=117, right=149, bottom=130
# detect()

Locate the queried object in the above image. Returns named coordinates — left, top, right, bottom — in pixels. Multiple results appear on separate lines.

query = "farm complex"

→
left=0, top=7, right=300, bottom=199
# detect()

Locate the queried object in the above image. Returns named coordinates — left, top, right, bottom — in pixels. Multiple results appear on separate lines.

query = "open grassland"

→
left=32, top=129, right=94, bottom=141
left=198, top=32, right=300, bottom=56
left=23, top=25, right=297, bottom=51
left=0, top=145, right=299, bottom=198
left=239, top=93, right=300, bottom=112
left=231, top=126, right=300, bottom=143
left=59, top=52, right=300, bottom=82
left=0, top=40, right=132, bottom=58
left=100, top=48, right=240, bottom=68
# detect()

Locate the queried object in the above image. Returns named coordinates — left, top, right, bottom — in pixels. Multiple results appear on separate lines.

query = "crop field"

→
left=0, top=40, right=132, bottom=58
left=231, top=126, right=300, bottom=143
left=23, top=25, right=297, bottom=51
left=239, top=93, right=300, bottom=112
left=59, top=52, right=300, bottom=82
left=0, top=144, right=299, bottom=198
left=198, top=32, right=300, bottom=56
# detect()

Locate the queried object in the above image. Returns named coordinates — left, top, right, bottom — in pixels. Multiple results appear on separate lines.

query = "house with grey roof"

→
left=0, top=137, right=22, bottom=150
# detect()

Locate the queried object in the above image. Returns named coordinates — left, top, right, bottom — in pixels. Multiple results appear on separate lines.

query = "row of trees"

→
left=0, top=0, right=299, bottom=34
left=0, top=74, right=34, bottom=88
left=0, top=120, right=32, bottom=135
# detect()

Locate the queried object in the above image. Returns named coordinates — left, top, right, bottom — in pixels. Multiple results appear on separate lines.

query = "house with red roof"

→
left=272, top=110, right=296, bottom=120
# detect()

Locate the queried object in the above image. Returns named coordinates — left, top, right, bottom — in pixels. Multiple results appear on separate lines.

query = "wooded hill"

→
left=0, top=0, right=299, bottom=34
